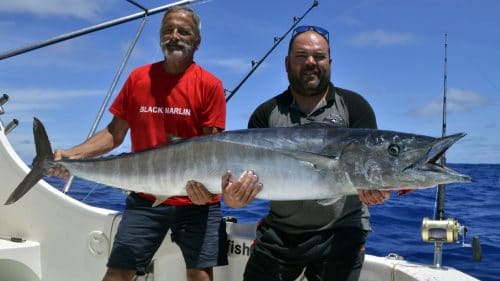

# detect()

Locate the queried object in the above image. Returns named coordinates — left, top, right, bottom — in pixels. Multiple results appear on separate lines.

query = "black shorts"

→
left=243, top=222, right=367, bottom=281
left=107, top=193, right=228, bottom=275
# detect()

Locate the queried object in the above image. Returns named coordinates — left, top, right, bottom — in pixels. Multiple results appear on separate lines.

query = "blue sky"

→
left=0, top=0, right=498, bottom=164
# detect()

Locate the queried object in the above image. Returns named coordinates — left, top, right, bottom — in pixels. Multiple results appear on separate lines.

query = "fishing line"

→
left=81, top=186, right=98, bottom=204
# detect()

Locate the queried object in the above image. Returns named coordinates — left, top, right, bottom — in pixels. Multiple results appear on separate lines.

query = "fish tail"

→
left=4, top=118, right=54, bottom=205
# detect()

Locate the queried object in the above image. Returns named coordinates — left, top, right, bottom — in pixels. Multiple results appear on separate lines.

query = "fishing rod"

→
left=0, top=0, right=205, bottom=61
left=225, top=0, right=319, bottom=102
left=421, top=34, right=482, bottom=267
left=436, top=33, right=448, bottom=222
left=432, top=33, right=449, bottom=268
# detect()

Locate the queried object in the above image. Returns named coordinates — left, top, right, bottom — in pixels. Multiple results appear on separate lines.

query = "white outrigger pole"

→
left=0, top=0, right=205, bottom=61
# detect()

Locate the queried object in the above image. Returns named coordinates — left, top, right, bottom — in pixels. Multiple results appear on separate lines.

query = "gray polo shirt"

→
left=248, top=83, right=377, bottom=234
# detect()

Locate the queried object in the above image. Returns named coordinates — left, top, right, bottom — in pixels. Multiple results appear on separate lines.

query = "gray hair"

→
left=160, top=6, right=201, bottom=39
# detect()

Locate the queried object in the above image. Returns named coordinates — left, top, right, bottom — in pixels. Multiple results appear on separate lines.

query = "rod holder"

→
left=0, top=94, right=9, bottom=115
left=4, top=119, right=19, bottom=135
left=472, top=236, right=482, bottom=261
left=0, top=94, right=8, bottom=106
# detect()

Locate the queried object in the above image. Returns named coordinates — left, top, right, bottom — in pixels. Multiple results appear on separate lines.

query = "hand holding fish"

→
left=46, top=149, right=72, bottom=178
left=357, top=190, right=391, bottom=205
left=186, top=180, right=215, bottom=205
left=222, top=170, right=262, bottom=208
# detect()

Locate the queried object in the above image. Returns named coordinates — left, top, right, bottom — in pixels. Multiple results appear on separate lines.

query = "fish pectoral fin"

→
left=279, top=149, right=338, bottom=170
left=317, top=196, right=343, bottom=206
left=152, top=196, right=169, bottom=207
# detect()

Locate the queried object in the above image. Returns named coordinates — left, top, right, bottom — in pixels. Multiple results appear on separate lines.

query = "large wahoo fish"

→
left=5, top=118, right=470, bottom=206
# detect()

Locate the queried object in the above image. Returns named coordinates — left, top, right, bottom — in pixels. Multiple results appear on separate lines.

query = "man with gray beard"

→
left=49, top=7, right=230, bottom=281
left=223, top=26, right=392, bottom=281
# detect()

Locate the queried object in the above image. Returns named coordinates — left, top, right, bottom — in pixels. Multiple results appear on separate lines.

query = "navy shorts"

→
left=243, top=223, right=367, bottom=281
left=107, top=193, right=228, bottom=275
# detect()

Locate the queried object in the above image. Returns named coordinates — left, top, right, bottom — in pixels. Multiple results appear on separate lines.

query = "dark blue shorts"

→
left=107, top=193, right=228, bottom=275
left=243, top=223, right=366, bottom=281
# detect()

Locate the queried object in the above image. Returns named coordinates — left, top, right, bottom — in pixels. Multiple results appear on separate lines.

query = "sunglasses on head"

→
left=291, top=25, right=329, bottom=42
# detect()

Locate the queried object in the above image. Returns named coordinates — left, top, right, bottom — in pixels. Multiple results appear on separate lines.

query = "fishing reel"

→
left=421, top=217, right=482, bottom=261
left=421, top=217, right=462, bottom=243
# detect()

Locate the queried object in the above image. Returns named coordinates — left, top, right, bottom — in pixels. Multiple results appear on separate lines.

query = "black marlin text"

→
left=139, top=106, right=191, bottom=116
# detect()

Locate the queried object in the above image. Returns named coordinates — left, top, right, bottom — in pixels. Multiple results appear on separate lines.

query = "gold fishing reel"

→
left=422, top=217, right=482, bottom=261
left=421, top=217, right=461, bottom=243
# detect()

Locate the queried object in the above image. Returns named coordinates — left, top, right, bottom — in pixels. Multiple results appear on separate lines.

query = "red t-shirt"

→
left=110, top=61, right=226, bottom=205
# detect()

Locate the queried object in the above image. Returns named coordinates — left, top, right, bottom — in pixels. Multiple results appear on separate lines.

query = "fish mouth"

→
left=407, top=133, right=471, bottom=182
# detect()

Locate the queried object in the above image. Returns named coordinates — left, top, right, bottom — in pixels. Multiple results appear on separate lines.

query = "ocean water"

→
left=48, top=163, right=499, bottom=281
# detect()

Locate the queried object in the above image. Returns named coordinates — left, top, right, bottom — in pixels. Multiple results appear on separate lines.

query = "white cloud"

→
left=410, top=88, right=489, bottom=117
left=0, top=20, right=15, bottom=28
left=201, top=57, right=259, bottom=73
left=334, top=16, right=362, bottom=27
left=4, top=88, right=103, bottom=113
left=349, top=29, right=416, bottom=47
left=0, top=0, right=117, bottom=20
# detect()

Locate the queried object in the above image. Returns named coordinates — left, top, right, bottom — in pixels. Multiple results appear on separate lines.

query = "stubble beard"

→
left=288, top=69, right=330, bottom=97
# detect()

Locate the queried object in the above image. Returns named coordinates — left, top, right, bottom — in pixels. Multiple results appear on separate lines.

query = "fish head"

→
left=336, top=130, right=471, bottom=190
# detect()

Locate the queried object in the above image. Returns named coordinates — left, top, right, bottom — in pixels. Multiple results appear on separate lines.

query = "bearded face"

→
left=286, top=31, right=331, bottom=97
left=159, top=11, right=200, bottom=62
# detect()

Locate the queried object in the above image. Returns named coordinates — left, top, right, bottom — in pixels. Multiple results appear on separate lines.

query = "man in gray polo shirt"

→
left=223, top=25, right=391, bottom=281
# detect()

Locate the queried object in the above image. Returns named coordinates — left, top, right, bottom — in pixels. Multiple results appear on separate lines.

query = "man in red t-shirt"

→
left=49, top=6, right=240, bottom=281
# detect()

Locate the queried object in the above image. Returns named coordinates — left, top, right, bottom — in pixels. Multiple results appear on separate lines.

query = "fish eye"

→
left=388, top=144, right=400, bottom=156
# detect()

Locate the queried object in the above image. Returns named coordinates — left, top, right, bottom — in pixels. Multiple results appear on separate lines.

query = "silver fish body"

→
left=5, top=119, right=471, bottom=205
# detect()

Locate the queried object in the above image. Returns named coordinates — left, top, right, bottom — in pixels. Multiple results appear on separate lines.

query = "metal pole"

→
left=62, top=15, right=149, bottom=194
left=0, top=0, right=203, bottom=61
left=433, top=242, right=443, bottom=268
left=225, top=0, right=319, bottom=102
left=433, top=33, right=448, bottom=268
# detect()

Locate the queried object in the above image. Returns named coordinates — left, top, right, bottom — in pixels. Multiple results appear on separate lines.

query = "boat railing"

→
left=0, top=94, right=18, bottom=135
